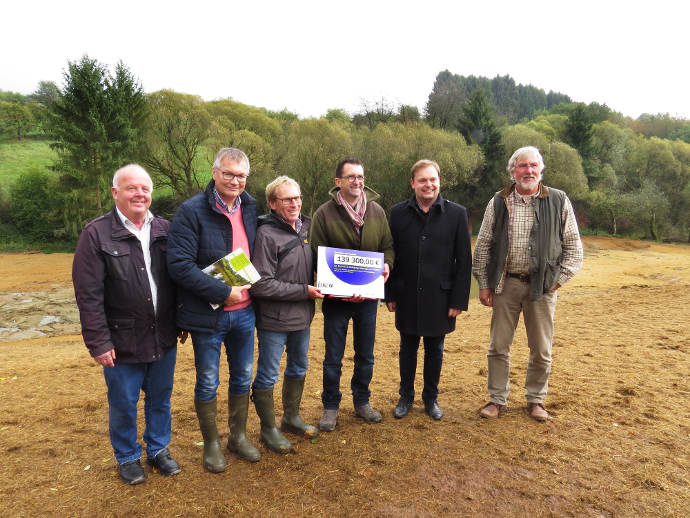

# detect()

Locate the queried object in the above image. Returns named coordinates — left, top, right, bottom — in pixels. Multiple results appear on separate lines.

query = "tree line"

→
left=1, top=56, right=690, bottom=245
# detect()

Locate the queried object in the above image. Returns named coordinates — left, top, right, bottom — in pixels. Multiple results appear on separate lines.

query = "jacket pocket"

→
left=107, top=318, right=136, bottom=356
left=543, top=261, right=560, bottom=292
left=101, top=246, right=130, bottom=281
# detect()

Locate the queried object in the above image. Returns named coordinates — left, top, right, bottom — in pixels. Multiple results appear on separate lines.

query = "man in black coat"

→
left=73, top=164, right=182, bottom=484
left=385, top=159, right=472, bottom=420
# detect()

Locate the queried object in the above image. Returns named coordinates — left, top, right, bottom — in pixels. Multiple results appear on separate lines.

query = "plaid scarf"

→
left=336, top=189, right=367, bottom=233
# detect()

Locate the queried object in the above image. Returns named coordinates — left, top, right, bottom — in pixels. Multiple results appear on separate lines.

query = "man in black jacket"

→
left=73, top=164, right=181, bottom=485
left=385, top=160, right=472, bottom=420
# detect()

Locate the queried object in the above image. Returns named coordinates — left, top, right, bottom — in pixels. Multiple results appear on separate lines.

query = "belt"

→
left=507, top=272, right=530, bottom=282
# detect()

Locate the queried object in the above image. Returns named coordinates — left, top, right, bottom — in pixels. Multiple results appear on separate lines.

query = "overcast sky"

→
left=2, top=0, right=688, bottom=120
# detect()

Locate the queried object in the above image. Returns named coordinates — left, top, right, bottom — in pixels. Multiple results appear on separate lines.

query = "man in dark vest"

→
left=385, top=159, right=472, bottom=420
left=473, top=146, right=583, bottom=422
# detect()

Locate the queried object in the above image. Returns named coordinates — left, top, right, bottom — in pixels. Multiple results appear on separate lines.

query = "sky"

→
left=2, top=0, right=688, bottom=120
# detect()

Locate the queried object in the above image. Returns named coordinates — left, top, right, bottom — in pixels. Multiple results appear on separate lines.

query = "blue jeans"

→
left=398, top=333, right=445, bottom=405
left=191, top=306, right=255, bottom=400
left=103, top=346, right=177, bottom=465
left=321, top=298, right=377, bottom=409
left=253, top=328, right=310, bottom=390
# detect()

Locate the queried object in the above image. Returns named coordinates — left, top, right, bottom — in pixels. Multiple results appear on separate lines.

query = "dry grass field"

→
left=0, top=235, right=688, bottom=517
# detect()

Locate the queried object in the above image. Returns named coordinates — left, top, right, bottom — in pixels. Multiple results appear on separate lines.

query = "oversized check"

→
left=316, top=246, right=385, bottom=299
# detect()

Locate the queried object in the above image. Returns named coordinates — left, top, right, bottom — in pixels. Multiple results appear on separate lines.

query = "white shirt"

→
left=116, top=208, right=157, bottom=313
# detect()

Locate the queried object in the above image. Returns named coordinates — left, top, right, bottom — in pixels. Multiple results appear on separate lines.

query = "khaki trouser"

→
left=487, top=277, right=558, bottom=405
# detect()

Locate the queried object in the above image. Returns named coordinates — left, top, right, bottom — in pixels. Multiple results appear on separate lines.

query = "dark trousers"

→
left=398, top=333, right=444, bottom=405
left=321, top=298, right=378, bottom=409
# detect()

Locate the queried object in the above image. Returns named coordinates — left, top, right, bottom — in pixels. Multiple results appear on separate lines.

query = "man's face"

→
left=410, top=165, right=440, bottom=205
left=511, top=154, right=542, bottom=195
left=212, top=157, right=248, bottom=204
left=268, top=182, right=302, bottom=227
left=111, top=168, right=152, bottom=222
left=335, top=163, right=365, bottom=203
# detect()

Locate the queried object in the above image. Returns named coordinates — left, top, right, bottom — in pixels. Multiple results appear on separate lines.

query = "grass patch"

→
left=0, top=139, right=58, bottom=192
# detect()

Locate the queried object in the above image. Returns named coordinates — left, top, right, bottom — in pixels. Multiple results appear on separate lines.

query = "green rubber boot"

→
left=226, top=392, right=261, bottom=462
left=252, top=388, right=293, bottom=454
left=281, top=376, right=318, bottom=439
left=194, top=398, right=227, bottom=473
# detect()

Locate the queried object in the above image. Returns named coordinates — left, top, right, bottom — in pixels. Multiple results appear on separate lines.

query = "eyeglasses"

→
left=340, top=175, right=365, bottom=183
left=275, top=195, right=303, bottom=206
left=216, top=169, right=248, bottom=182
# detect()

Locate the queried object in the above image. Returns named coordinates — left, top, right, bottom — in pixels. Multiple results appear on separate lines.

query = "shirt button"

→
left=140, top=267, right=145, bottom=271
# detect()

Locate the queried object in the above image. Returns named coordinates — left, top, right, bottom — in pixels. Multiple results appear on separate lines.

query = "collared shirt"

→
left=472, top=185, right=583, bottom=294
left=214, top=188, right=241, bottom=216
left=116, top=208, right=157, bottom=312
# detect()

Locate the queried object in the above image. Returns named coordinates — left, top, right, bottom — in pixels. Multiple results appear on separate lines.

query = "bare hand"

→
left=448, top=308, right=463, bottom=317
left=224, top=284, right=251, bottom=305
left=307, top=285, right=324, bottom=299
left=178, top=329, right=189, bottom=344
left=94, top=349, right=116, bottom=368
left=382, top=263, right=390, bottom=283
left=479, top=288, right=493, bottom=307
left=386, top=302, right=396, bottom=312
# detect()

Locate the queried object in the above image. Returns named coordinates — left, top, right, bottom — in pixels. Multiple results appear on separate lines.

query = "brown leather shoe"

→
left=528, top=402, right=549, bottom=422
left=479, top=402, right=507, bottom=419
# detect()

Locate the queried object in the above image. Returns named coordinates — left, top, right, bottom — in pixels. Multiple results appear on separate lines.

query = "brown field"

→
left=0, top=236, right=688, bottom=517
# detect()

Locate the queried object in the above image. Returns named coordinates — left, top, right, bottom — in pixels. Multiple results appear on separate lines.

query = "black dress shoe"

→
left=119, top=459, right=146, bottom=485
left=146, top=447, right=181, bottom=476
left=425, top=400, right=444, bottom=420
left=393, top=398, right=413, bottom=419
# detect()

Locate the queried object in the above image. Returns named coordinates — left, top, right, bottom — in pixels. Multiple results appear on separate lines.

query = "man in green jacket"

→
left=310, top=158, right=394, bottom=431
left=473, top=146, right=583, bottom=422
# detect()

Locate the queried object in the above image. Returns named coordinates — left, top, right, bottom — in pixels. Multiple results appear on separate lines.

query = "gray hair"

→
left=265, top=175, right=300, bottom=203
left=213, top=147, right=250, bottom=173
left=112, top=164, right=153, bottom=190
left=506, top=146, right=545, bottom=175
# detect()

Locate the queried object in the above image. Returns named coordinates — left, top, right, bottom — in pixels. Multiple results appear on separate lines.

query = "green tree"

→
left=278, top=119, right=352, bottom=215
left=141, top=90, right=212, bottom=199
left=325, top=109, right=350, bottom=124
left=10, top=168, right=61, bottom=240
left=0, top=101, right=35, bottom=139
left=542, top=141, right=589, bottom=201
left=564, top=103, right=593, bottom=159
left=47, top=56, right=147, bottom=230
left=29, top=81, right=60, bottom=108
left=456, top=88, right=505, bottom=227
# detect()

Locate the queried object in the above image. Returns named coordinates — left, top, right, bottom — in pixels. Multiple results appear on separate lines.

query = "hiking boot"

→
left=355, top=403, right=382, bottom=423
left=319, top=409, right=338, bottom=432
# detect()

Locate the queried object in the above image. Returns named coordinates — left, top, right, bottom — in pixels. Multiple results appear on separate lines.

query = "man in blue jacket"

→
left=167, top=148, right=259, bottom=471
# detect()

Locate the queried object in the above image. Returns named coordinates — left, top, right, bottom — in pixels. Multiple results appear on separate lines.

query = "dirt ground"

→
left=0, top=236, right=688, bottom=517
